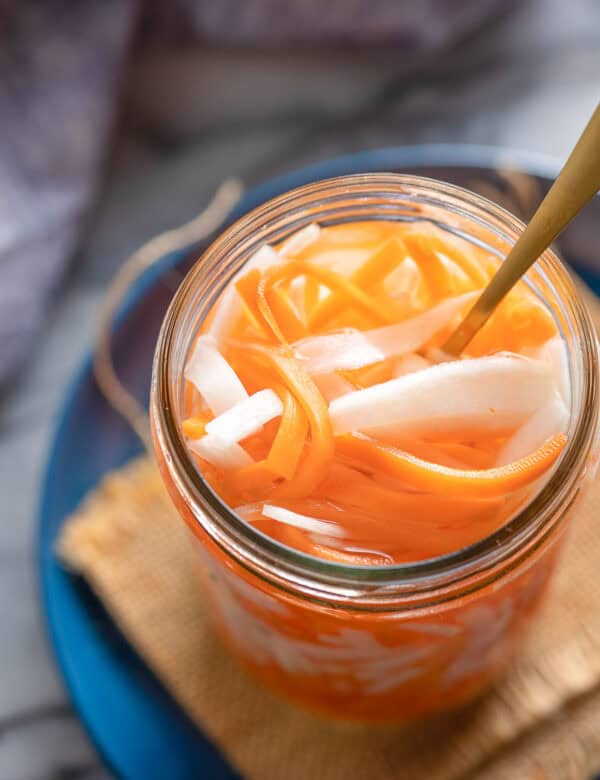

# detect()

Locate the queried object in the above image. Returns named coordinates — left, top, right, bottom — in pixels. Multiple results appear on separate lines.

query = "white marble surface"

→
left=0, top=1, right=599, bottom=777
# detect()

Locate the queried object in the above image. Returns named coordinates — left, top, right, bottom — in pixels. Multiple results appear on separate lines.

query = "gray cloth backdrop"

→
left=0, top=0, right=510, bottom=387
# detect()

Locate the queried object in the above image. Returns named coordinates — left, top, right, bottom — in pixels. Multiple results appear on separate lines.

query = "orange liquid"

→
left=154, top=219, right=572, bottom=721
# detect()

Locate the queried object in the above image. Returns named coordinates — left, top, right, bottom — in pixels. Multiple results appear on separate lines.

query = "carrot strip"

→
left=235, top=269, right=272, bottom=337
left=403, top=234, right=476, bottom=302
left=265, top=260, right=394, bottom=328
left=309, top=239, right=407, bottom=329
left=259, top=278, right=307, bottom=342
left=335, top=432, right=566, bottom=498
left=238, top=270, right=309, bottom=343
left=431, top=441, right=498, bottom=470
left=303, top=274, right=321, bottom=321
left=342, top=360, right=395, bottom=389
left=467, top=289, right=558, bottom=357
left=225, top=348, right=279, bottom=395
left=266, top=389, right=309, bottom=479
left=353, top=239, right=407, bottom=284
left=321, top=464, right=503, bottom=526
left=224, top=460, right=279, bottom=501
left=182, top=416, right=210, bottom=439
left=380, top=438, right=471, bottom=469
left=425, top=233, right=489, bottom=287
left=246, top=345, right=334, bottom=497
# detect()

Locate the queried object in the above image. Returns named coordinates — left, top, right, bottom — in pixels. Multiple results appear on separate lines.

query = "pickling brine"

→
left=151, top=175, right=598, bottom=722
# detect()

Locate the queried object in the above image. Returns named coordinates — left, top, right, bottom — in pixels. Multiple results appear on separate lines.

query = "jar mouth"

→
left=152, top=174, right=599, bottom=601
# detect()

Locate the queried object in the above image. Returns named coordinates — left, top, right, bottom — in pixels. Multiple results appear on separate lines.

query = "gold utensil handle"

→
left=444, top=102, right=600, bottom=356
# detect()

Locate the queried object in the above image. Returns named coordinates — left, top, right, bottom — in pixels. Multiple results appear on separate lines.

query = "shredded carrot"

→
left=235, top=269, right=272, bottom=337
left=182, top=416, right=209, bottom=439
left=320, top=463, right=504, bottom=527
left=336, top=432, right=566, bottom=499
left=342, top=359, right=395, bottom=389
left=431, top=441, right=498, bottom=470
left=424, top=232, right=490, bottom=287
left=403, top=233, right=477, bottom=302
left=224, top=460, right=279, bottom=501
left=309, top=239, right=407, bottom=328
left=467, top=288, right=557, bottom=356
left=379, top=438, right=472, bottom=469
left=303, top=274, right=321, bottom=322
left=263, top=260, right=396, bottom=328
left=258, top=276, right=307, bottom=343
left=235, top=268, right=309, bottom=343
left=238, top=345, right=334, bottom=497
left=266, top=388, right=309, bottom=479
left=225, top=349, right=279, bottom=395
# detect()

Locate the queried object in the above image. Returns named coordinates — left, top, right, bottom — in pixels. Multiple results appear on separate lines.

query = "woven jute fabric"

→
left=58, top=283, right=600, bottom=780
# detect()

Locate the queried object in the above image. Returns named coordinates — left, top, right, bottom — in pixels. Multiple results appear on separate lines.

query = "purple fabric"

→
left=0, top=0, right=510, bottom=387
left=140, top=0, right=507, bottom=45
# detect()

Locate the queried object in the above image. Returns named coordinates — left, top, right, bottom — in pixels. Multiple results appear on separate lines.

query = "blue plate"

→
left=39, top=146, right=600, bottom=779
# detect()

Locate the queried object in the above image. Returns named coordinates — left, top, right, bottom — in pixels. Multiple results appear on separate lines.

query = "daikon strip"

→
left=496, top=395, right=570, bottom=466
left=185, top=335, right=248, bottom=416
left=535, top=336, right=571, bottom=407
left=385, top=256, right=421, bottom=292
left=189, top=434, right=253, bottom=470
left=294, top=331, right=384, bottom=374
left=313, top=372, right=355, bottom=402
left=293, top=292, right=476, bottom=375
left=393, top=353, right=431, bottom=378
left=209, top=245, right=280, bottom=343
left=205, top=389, right=283, bottom=442
left=330, top=353, right=555, bottom=437
left=280, top=223, right=320, bottom=257
left=261, top=504, right=346, bottom=538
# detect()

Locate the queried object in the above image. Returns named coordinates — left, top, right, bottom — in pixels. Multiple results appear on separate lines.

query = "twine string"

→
left=93, top=178, right=244, bottom=454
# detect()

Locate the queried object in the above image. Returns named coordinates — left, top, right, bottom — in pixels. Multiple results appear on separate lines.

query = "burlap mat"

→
left=58, top=283, right=600, bottom=780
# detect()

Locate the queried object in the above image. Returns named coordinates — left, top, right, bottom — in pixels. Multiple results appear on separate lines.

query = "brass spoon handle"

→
left=443, top=102, right=600, bottom=356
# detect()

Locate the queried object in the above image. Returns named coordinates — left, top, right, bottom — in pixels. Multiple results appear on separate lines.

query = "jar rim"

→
left=152, top=173, right=599, bottom=606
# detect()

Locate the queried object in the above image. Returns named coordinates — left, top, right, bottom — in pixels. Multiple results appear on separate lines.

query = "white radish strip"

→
left=393, top=353, right=431, bottom=378
left=384, top=257, right=422, bottom=297
left=185, top=334, right=248, bottom=416
left=261, top=504, right=346, bottom=538
left=535, top=336, right=571, bottom=407
left=280, top=223, right=320, bottom=257
left=288, top=276, right=329, bottom=313
left=308, top=246, right=377, bottom=275
left=496, top=395, right=570, bottom=466
left=189, top=434, right=253, bottom=470
left=209, top=245, right=280, bottom=343
left=436, top=252, right=473, bottom=286
left=329, top=353, right=555, bottom=437
left=313, top=372, right=355, bottom=402
left=363, top=291, right=478, bottom=354
left=295, top=331, right=384, bottom=374
left=293, top=292, right=477, bottom=375
left=205, top=389, right=283, bottom=442
left=288, top=276, right=305, bottom=312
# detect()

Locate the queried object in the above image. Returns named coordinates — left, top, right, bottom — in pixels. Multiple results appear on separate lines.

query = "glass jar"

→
left=151, top=174, right=600, bottom=723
